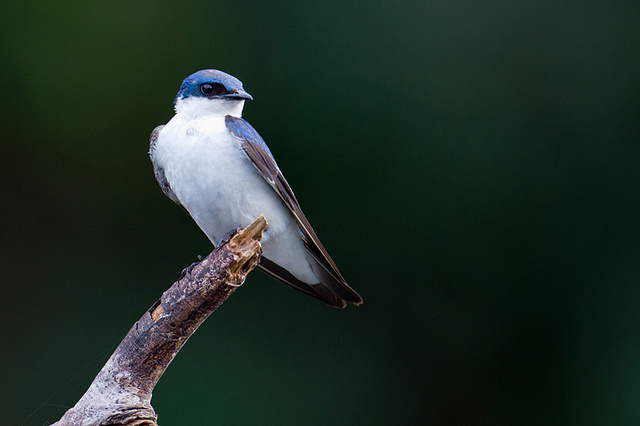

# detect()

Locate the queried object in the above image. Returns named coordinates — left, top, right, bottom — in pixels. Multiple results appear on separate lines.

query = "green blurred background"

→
left=2, top=1, right=639, bottom=424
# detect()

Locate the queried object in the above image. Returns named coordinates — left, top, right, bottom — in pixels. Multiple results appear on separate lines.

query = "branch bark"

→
left=53, top=215, right=268, bottom=426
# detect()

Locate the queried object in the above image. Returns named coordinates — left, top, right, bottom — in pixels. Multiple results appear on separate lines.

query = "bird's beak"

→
left=223, top=90, right=253, bottom=101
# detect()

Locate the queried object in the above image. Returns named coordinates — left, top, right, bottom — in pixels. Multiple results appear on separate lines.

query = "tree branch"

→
left=53, top=215, right=268, bottom=426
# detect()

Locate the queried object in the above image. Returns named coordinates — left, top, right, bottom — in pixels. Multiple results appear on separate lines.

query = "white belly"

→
left=153, top=113, right=318, bottom=283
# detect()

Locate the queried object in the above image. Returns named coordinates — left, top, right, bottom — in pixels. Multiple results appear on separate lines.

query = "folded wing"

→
left=225, top=116, right=363, bottom=307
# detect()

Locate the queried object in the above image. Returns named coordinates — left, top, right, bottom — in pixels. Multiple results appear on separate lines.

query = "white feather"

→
left=151, top=97, right=319, bottom=283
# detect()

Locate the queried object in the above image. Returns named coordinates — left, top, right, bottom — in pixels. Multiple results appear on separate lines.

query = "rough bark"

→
left=52, top=215, right=268, bottom=426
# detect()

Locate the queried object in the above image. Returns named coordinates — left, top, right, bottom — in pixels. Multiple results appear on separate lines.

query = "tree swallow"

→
left=149, top=69, right=362, bottom=308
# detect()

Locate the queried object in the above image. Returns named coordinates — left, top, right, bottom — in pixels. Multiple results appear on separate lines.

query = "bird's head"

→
left=174, top=69, right=252, bottom=117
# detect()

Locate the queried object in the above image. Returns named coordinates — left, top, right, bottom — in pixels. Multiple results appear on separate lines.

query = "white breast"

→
left=151, top=106, right=319, bottom=284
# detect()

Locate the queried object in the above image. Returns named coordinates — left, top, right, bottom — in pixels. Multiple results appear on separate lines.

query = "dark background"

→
left=2, top=1, right=639, bottom=424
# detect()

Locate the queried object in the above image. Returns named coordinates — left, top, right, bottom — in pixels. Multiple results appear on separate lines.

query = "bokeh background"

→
left=2, top=1, right=639, bottom=424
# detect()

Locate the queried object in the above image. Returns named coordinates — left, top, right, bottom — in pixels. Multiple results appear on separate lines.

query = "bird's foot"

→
left=219, top=227, right=241, bottom=246
left=181, top=254, right=204, bottom=278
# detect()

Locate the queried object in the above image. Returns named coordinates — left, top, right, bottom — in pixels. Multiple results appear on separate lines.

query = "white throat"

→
left=174, top=97, right=245, bottom=118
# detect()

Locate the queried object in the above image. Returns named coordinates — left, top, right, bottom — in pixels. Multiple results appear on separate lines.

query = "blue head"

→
left=174, top=69, right=253, bottom=105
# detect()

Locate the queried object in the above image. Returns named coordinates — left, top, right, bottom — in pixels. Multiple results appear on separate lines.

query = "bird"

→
left=149, top=69, right=362, bottom=308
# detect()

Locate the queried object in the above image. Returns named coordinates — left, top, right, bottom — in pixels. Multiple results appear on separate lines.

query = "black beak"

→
left=223, top=90, right=253, bottom=101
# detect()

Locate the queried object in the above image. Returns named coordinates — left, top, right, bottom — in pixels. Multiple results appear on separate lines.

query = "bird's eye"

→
left=200, top=83, right=224, bottom=96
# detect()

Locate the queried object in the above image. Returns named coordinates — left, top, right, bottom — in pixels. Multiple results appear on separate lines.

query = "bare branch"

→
left=53, top=215, right=268, bottom=426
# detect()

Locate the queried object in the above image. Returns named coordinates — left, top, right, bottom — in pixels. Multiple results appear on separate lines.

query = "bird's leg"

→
left=180, top=226, right=240, bottom=279
left=180, top=227, right=241, bottom=278
left=219, top=227, right=241, bottom=246
left=181, top=254, right=204, bottom=278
